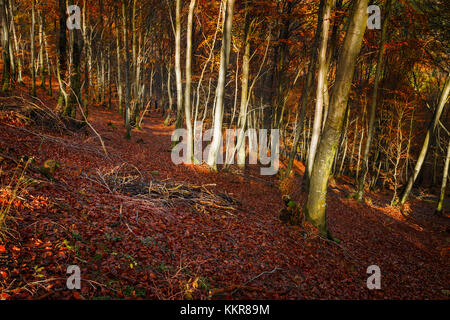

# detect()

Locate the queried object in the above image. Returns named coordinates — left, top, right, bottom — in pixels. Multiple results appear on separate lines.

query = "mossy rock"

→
left=38, top=160, right=60, bottom=179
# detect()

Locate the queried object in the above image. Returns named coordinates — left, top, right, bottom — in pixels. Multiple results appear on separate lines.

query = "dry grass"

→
left=0, top=158, right=32, bottom=240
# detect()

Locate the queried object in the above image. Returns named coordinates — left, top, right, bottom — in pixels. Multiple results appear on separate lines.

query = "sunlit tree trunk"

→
left=436, top=138, right=450, bottom=215
left=305, top=0, right=334, bottom=185
left=38, top=11, right=45, bottom=89
left=173, top=0, right=183, bottom=144
left=9, top=0, right=22, bottom=84
left=164, top=63, right=173, bottom=126
left=183, top=0, right=196, bottom=163
left=400, top=74, right=450, bottom=205
left=206, top=0, right=235, bottom=170
left=304, top=0, right=368, bottom=236
left=43, top=27, right=52, bottom=96
left=285, top=0, right=324, bottom=177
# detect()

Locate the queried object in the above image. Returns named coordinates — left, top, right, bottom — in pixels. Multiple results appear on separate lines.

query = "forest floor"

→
left=0, top=81, right=449, bottom=300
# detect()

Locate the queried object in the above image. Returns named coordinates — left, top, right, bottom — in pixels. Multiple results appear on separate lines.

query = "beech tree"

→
left=304, top=0, right=369, bottom=236
left=206, top=0, right=235, bottom=170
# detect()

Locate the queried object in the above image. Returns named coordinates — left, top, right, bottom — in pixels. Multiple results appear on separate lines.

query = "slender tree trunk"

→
left=9, top=0, right=22, bottom=84
left=43, top=27, right=52, bottom=96
left=173, top=0, right=183, bottom=144
left=304, top=0, right=368, bottom=236
left=65, top=1, right=83, bottom=119
left=436, top=138, right=450, bottom=215
left=206, top=0, right=235, bottom=170
left=400, top=74, right=450, bottom=204
left=57, top=0, right=67, bottom=109
left=0, top=0, right=11, bottom=92
left=123, top=0, right=131, bottom=139
left=183, top=0, right=196, bottom=163
left=285, top=0, right=324, bottom=177
left=31, top=0, right=36, bottom=96
left=236, top=6, right=251, bottom=168
left=164, top=63, right=173, bottom=126
left=305, top=0, right=334, bottom=184
left=356, top=0, right=392, bottom=201
left=38, top=11, right=45, bottom=89
left=115, top=5, right=123, bottom=115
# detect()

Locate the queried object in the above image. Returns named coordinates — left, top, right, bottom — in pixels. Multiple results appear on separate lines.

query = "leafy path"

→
left=0, top=85, right=449, bottom=299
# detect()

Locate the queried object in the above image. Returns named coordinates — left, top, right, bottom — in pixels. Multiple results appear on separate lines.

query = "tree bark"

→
left=183, top=0, right=196, bottom=163
left=236, top=5, right=252, bottom=168
left=115, top=4, right=123, bottom=115
left=0, top=0, right=11, bottom=92
left=304, top=0, right=368, bottom=236
left=436, top=138, right=450, bottom=215
left=305, top=0, right=334, bottom=183
left=206, top=0, right=235, bottom=170
left=123, top=0, right=131, bottom=139
left=173, top=0, right=183, bottom=144
left=31, top=0, right=36, bottom=96
left=65, top=1, right=83, bottom=119
left=57, top=0, right=67, bottom=109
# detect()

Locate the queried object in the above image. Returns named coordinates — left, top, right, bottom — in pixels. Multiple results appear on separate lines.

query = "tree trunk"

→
left=285, top=0, right=324, bottom=177
left=38, top=11, right=45, bottom=89
left=0, top=0, right=11, bottom=92
left=9, top=0, right=23, bottom=84
left=115, top=4, right=123, bottom=115
left=183, top=0, right=196, bottom=163
left=356, top=0, right=392, bottom=201
left=305, top=0, right=334, bottom=184
left=31, top=0, right=36, bottom=96
left=236, top=5, right=251, bottom=168
left=57, top=0, right=67, bottom=109
left=123, top=0, right=131, bottom=139
left=164, top=63, right=173, bottom=126
left=436, top=138, right=450, bottom=215
left=400, top=73, right=450, bottom=204
left=173, top=0, right=183, bottom=144
left=304, top=0, right=368, bottom=236
left=65, top=1, right=83, bottom=119
left=206, top=0, right=235, bottom=170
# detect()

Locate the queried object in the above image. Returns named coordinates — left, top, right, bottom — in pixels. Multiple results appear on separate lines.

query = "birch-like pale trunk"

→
left=173, top=0, right=184, bottom=144
left=436, top=138, right=450, bottom=215
left=206, top=0, right=235, bottom=170
left=305, top=0, right=334, bottom=183
left=285, top=0, right=324, bottom=177
left=183, top=0, right=196, bottom=163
